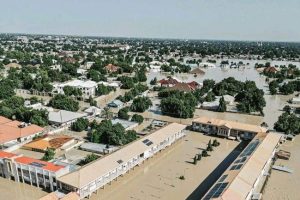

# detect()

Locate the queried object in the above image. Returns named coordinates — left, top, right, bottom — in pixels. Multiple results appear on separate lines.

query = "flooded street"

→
left=147, top=59, right=298, bottom=128
left=0, top=177, right=47, bottom=200
left=89, top=132, right=238, bottom=200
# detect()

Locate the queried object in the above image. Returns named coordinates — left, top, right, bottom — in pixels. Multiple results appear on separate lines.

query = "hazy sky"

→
left=0, top=0, right=299, bottom=42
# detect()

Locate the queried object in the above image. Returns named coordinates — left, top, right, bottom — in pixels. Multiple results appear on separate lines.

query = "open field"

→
left=263, top=137, right=300, bottom=200
left=88, top=131, right=239, bottom=200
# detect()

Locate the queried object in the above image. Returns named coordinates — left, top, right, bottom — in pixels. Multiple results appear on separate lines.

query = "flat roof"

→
left=0, top=116, right=44, bottom=144
left=14, top=156, right=65, bottom=172
left=48, top=110, right=87, bottom=124
left=23, top=135, right=73, bottom=151
left=203, top=132, right=283, bottom=200
left=58, top=123, right=186, bottom=189
left=111, top=119, right=138, bottom=129
left=193, top=117, right=267, bottom=133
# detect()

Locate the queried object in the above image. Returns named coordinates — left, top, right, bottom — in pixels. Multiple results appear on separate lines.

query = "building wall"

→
left=60, top=129, right=185, bottom=199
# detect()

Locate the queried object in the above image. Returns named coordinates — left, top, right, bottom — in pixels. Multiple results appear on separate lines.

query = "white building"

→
left=58, top=123, right=186, bottom=199
left=52, top=80, right=98, bottom=98
left=0, top=151, right=70, bottom=191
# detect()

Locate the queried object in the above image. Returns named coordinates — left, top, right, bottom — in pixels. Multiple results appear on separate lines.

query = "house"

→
left=189, top=68, right=205, bottom=75
left=0, top=151, right=70, bottom=191
left=264, top=66, right=278, bottom=74
left=105, top=64, right=119, bottom=73
left=84, top=106, right=102, bottom=116
left=168, top=82, right=196, bottom=92
left=291, top=97, right=300, bottom=104
left=202, top=132, right=283, bottom=200
left=158, top=77, right=179, bottom=87
left=48, top=110, right=87, bottom=126
left=0, top=116, right=44, bottom=146
left=223, top=95, right=235, bottom=105
left=199, top=62, right=216, bottom=68
left=52, top=80, right=98, bottom=98
left=22, top=135, right=75, bottom=153
left=111, top=119, right=138, bottom=131
left=107, top=100, right=124, bottom=108
left=192, top=117, right=267, bottom=140
left=57, top=123, right=186, bottom=199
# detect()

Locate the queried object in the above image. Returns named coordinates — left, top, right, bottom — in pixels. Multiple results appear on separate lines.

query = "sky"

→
left=0, top=0, right=299, bottom=42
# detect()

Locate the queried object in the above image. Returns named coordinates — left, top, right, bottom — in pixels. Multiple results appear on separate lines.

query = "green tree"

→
left=130, top=97, right=152, bottom=112
left=274, top=111, right=300, bottom=135
left=42, top=148, right=55, bottom=161
left=80, top=154, right=99, bottom=165
left=71, top=118, right=89, bottom=132
left=131, top=114, right=144, bottom=124
left=49, top=94, right=79, bottom=111
left=218, top=96, right=227, bottom=112
left=118, top=107, right=130, bottom=120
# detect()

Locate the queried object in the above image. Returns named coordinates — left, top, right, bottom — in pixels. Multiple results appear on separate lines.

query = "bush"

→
left=71, top=118, right=89, bottom=132
left=202, top=150, right=208, bottom=157
left=179, top=175, right=185, bottom=180
left=212, top=139, right=220, bottom=147
left=118, top=107, right=130, bottom=120
left=42, top=148, right=55, bottom=161
left=131, top=114, right=144, bottom=124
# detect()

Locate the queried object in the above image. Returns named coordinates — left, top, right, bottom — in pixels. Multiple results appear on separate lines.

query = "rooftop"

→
left=58, top=123, right=186, bottom=189
left=193, top=117, right=267, bottom=133
left=48, top=110, right=87, bottom=124
left=0, top=116, right=44, bottom=144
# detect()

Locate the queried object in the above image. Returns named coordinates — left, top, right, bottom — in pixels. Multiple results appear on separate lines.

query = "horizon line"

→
left=1, top=31, right=300, bottom=44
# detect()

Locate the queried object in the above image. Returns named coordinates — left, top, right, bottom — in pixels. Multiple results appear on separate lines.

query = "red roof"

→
left=0, top=116, right=44, bottom=144
left=187, top=81, right=200, bottom=90
left=0, top=151, right=17, bottom=159
left=14, top=156, right=65, bottom=172
left=159, top=78, right=179, bottom=85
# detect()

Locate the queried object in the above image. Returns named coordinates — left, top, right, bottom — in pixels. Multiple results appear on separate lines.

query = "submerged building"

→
left=192, top=117, right=267, bottom=140
left=202, top=132, right=283, bottom=200
left=57, top=123, right=186, bottom=199
left=0, top=151, right=70, bottom=191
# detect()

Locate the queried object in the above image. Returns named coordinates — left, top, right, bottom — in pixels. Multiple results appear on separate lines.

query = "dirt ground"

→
left=88, top=131, right=239, bottom=200
left=262, top=137, right=300, bottom=200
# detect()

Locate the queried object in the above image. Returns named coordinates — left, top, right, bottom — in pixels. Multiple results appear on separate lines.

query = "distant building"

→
left=80, top=143, right=119, bottom=155
left=48, top=110, right=87, bottom=126
left=84, top=106, right=102, bottom=116
left=105, top=64, right=119, bottom=73
left=52, top=80, right=98, bottom=98
left=0, top=151, right=70, bottom=191
left=263, top=66, right=278, bottom=74
left=291, top=97, right=300, bottom=104
left=189, top=68, right=205, bottom=75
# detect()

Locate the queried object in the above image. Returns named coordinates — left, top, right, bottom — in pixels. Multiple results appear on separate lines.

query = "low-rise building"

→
left=202, top=132, right=283, bottom=200
left=52, top=80, right=98, bottom=98
left=57, top=123, right=186, bottom=199
left=107, top=100, right=124, bottom=108
left=0, top=116, right=44, bottom=146
left=0, top=151, right=70, bottom=191
left=48, top=110, right=87, bottom=126
left=111, top=118, right=139, bottom=131
left=192, top=117, right=267, bottom=140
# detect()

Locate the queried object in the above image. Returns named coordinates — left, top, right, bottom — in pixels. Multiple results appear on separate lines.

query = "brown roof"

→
left=193, top=117, right=267, bottom=133
left=105, top=64, right=119, bottom=72
left=168, top=82, right=195, bottom=92
left=23, top=135, right=73, bottom=151
left=190, top=68, right=205, bottom=74
left=159, top=77, right=179, bottom=85
left=0, top=116, right=44, bottom=144
left=264, top=66, right=278, bottom=73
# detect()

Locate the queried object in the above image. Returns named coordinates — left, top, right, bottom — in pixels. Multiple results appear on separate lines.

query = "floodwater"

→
left=89, top=132, right=238, bottom=200
left=0, top=177, right=47, bottom=200
left=263, top=137, right=300, bottom=200
left=147, top=59, right=296, bottom=128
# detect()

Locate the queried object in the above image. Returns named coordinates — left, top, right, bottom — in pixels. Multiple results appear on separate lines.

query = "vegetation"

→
left=71, top=118, right=89, bottom=132
left=131, top=114, right=144, bottom=124
left=118, top=107, right=130, bottom=120
left=130, top=97, right=152, bottom=112
left=63, top=86, right=82, bottom=96
left=49, top=94, right=79, bottom=112
left=90, top=120, right=138, bottom=145
left=218, top=96, right=227, bottom=112
left=42, top=148, right=55, bottom=161
left=274, top=111, right=300, bottom=135
left=79, top=154, right=99, bottom=166
left=96, top=84, right=115, bottom=96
